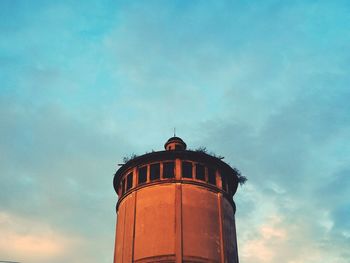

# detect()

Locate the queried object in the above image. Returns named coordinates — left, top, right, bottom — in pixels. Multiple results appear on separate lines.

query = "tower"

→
left=113, top=137, right=240, bottom=263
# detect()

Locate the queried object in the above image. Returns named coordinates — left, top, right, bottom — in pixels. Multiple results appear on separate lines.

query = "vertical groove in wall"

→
left=131, top=192, right=137, bottom=263
left=233, top=216, right=239, bottom=263
left=218, top=193, right=225, bottom=263
left=175, top=183, right=183, bottom=263
left=180, top=184, right=183, bottom=262
left=121, top=199, right=127, bottom=263
left=113, top=214, right=118, bottom=263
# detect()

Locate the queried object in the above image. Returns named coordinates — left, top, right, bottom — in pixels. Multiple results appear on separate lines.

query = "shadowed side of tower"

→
left=113, top=137, right=240, bottom=263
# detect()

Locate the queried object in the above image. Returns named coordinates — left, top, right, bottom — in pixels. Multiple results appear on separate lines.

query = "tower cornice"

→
left=114, top=149, right=240, bottom=195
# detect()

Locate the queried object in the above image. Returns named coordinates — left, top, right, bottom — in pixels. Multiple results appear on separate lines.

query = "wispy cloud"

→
left=0, top=1, right=349, bottom=262
left=0, top=212, right=82, bottom=262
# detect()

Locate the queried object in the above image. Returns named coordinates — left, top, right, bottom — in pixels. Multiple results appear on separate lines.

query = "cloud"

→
left=0, top=99, right=123, bottom=262
left=1, top=0, right=349, bottom=262
left=196, top=108, right=350, bottom=262
left=0, top=212, right=81, bottom=262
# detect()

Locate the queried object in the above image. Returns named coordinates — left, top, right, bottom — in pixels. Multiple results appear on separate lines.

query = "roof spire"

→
left=174, top=127, right=176, bottom=137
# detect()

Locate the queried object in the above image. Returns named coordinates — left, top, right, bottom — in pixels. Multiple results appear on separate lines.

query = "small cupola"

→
left=164, top=136, right=187, bottom=151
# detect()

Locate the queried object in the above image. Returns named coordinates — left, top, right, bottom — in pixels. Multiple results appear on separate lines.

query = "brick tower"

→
left=113, top=137, right=240, bottom=263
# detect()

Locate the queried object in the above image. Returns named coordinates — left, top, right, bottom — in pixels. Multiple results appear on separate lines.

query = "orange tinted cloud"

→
left=0, top=212, right=81, bottom=262
left=240, top=215, right=287, bottom=262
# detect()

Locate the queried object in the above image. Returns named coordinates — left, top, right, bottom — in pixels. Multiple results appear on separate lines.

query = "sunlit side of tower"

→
left=113, top=137, right=240, bottom=263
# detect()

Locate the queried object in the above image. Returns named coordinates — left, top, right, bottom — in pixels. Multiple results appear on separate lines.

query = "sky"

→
left=0, top=0, right=349, bottom=262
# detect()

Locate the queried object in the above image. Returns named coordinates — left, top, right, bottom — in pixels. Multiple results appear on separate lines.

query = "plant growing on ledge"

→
left=195, top=146, right=247, bottom=185
left=122, top=153, right=138, bottom=163
left=195, top=146, right=208, bottom=153
left=234, top=168, right=247, bottom=186
left=195, top=146, right=225, bottom=159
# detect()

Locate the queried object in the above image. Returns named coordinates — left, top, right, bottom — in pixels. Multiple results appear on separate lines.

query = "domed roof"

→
left=164, top=136, right=187, bottom=150
left=165, top=136, right=186, bottom=144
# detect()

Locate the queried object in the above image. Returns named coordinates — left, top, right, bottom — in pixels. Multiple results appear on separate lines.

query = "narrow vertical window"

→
left=221, top=173, right=227, bottom=191
left=126, top=172, right=133, bottom=191
left=182, top=161, right=193, bottom=178
left=118, top=184, right=122, bottom=196
left=121, top=178, right=126, bottom=194
left=227, top=176, right=234, bottom=194
left=138, top=166, right=147, bottom=184
left=150, top=163, right=160, bottom=181
left=195, top=163, right=205, bottom=181
left=163, top=161, right=175, bottom=178
left=208, top=167, right=216, bottom=185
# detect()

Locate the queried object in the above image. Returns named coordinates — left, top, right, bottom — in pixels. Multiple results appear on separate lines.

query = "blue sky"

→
left=1, top=1, right=349, bottom=262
